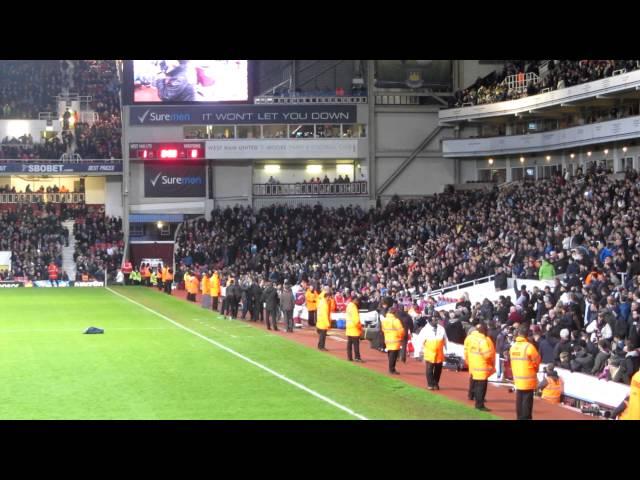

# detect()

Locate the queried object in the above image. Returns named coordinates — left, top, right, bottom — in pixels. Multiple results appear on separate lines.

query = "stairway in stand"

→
left=61, top=219, right=77, bottom=281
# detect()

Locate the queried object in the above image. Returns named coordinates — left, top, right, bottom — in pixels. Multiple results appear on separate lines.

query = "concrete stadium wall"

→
left=84, top=177, right=106, bottom=204
left=105, top=177, right=123, bottom=218
left=374, top=107, right=455, bottom=196
left=211, top=162, right=252, bottom=204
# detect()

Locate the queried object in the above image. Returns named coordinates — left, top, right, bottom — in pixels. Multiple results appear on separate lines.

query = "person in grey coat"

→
left=279, top=280, right=295, bottom=333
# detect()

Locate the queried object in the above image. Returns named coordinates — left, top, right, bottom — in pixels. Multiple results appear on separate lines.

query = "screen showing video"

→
left=133, top=60, right=249, bottom=103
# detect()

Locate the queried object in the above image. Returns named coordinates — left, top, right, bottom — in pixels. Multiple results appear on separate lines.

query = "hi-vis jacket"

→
left=414, top=324, right=448, bottom=363
left=210, top=273, right=220, bottom=297
left=381, top=312, right=405, bottom=351
left=464, top=330, right=496, bottom=380
left=345, top=301, right=362, bottom=337
left=509, top=336, right=541, bottom=390
left=317, top=294, right=331, bottom=330
left=620, top=370, right=640, bottom=420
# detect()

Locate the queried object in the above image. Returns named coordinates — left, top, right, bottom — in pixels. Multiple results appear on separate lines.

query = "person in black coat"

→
left=226, top=279, right=241, bottom=319
left=570, top=345, right=594, bottom=373
left=249, top=279, right=263, bottom=322
left=261, top=280, right=280, bottom=330
left=397, top=307, right=414, bottom=363
left=494, top=267, right=508, bottom=291
left=445, top=313, right=466, bottom=344
left=591, top=339, right=611, bottom=375
left=240, top=279, right=252, bottom=320
left=538, top=329, right=558, bottom=364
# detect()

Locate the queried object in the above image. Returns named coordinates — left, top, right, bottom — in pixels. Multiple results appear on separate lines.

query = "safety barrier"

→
left=0, top=192, right=85, bottom=204
left=253, top=181, right=368, bottom=197
left=254, top=95, right=367, bottom=104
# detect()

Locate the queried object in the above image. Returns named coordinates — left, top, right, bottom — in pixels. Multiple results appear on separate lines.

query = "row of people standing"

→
left=122, top=261, right=173, bottom=294
left=127, top=262, right=640, bottom=420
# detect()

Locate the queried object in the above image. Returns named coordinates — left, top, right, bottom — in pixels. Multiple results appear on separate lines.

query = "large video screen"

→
left=132, top=60, right=249, bottom=103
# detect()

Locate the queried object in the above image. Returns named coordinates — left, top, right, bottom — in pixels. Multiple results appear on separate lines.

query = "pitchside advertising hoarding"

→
left=0, top=280, right=104, bottom=288
left=0, top=163, right=122, bottom=174
left=144, top=163, right=206, bottom=198
left=129, top=105, right=358, bottom=126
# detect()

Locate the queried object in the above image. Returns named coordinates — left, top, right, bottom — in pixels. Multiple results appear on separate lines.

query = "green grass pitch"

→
left=0, top=287, right=497, bottom=420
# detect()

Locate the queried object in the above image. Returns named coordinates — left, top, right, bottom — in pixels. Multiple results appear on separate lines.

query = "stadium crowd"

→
left=0, top=60, right=122, bottom=160
left=452, top=60, right=640, bottom=108
left=0, top=137, right=67, bottom=160
left=0, top=202, right=123, bottom=282
left=0, top=204, right=67, bottom=280
left=0, top=61, right=62, bottom=119
left=71, top=60, right=122, bottom=160
left=173, top=163, right=640, bottom=385
left=73, top=212, right=124, bottom=282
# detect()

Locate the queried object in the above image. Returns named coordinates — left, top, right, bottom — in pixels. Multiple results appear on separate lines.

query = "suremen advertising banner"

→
left=144, top=163, right=206, bottom=198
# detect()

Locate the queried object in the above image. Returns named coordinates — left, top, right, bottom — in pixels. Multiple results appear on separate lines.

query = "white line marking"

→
left=192, top=319, right=239, bottom=338
left=328, top=335, right=347, bottom=343
left=107, top=288, right=367, bottom=420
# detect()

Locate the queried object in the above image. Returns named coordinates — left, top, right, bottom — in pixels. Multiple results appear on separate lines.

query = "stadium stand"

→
left=0, top=60, right=122, bottom=161
left=174, top=164, right=640, bottom=386
left=73, top=210, right=124, bottom=282
left=71, top=60, right=122, bottom=160
left=0, top=61, right=62, bottom=119
left=452, top=60, right=640, bottom=108
left=0, top=204, right=67, bottom=280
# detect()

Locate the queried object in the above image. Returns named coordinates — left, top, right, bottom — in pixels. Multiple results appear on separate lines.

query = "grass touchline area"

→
left=0, top=287, right=497, bottom=420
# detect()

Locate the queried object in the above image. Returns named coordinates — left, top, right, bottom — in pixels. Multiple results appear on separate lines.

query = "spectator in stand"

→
left=451, top=60, right=640, bottom=108
left=0, top=204, right=67, bottom=280
left=0, top=61, right=62, bottom=119
left=171, top=167, right=640, bottom=387
left=74, top=212, right=124, bottom=282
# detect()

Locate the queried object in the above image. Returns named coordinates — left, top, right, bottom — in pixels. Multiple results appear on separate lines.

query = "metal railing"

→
left=254, top=95, right=367, bottom=104
left=60, top=153, right=82, bottom=163
left=253, top=181, right=368, bottom=197
left=0, top=192, right=85, bottom=204
left=38, top=112, right=57, bottom=121
left=502, top=72, right=540, bottom=93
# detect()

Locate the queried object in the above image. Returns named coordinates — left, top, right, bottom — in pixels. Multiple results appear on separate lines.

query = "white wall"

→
left=105, top=177, right=123, bottom=218
left=460, top=159, right=478, bottom=183
left=376, top=111, right=445, bottom=152
left=126, top=123, right=186, bottom=143
left=84, top=177, right=105, bottom=204
left=212, top=163, right=251, bottom=202
left=376, top=156, right=454, bottom=196
left=374, top=108, right=456, bottom=196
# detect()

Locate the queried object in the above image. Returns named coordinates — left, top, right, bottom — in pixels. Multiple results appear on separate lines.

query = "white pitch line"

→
left=108, top=288, right=367, bottom=420
left=328, top=335, right=347, bottom=343
left=192, top=318, right=239, bottom=338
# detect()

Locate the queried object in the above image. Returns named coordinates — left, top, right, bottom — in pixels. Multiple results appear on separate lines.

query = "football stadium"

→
left=1, top=60, right=639, bottom=420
